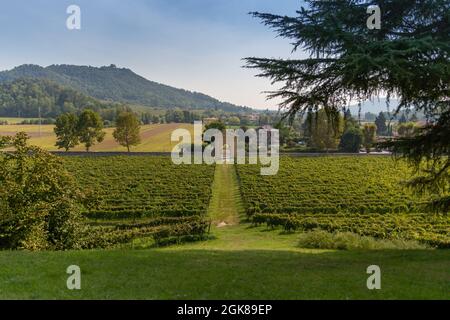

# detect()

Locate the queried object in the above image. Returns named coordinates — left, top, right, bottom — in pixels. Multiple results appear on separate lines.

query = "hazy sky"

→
left=0, top=0, right=306, bottom=109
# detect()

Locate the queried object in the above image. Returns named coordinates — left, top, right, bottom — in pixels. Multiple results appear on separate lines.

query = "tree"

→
left=339, top=127, right=363, bottom=153
left=375, top=112, right=387, bottom=136
left=165, top=110, right=185, bottom=123
left=227, top=116, right=241, bottom=126
left=274, top=122, right=297, bottom=147
left=398, top=114, right=407, bottom=124
left=152, top=115, right=160, bottom=124
left=205, top=121, right=226, bottom=132
left=77, top=109, right=105, bottom=152
left=362, top=123, right=377, bottom=153
left=245, top=0, right=449, bottom=210
left=54, top=113, right=79, bottom=151
left=0, top=133, right=84, bottom=250
left=113, top=111, right=142, bottom=152
left=397, top=122, right=417, bottom=138
left=305, top=109, right=342, bottom=151
left=343, top=108, right=358, bottom=132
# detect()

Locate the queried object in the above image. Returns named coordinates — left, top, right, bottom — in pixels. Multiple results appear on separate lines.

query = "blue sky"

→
left=0, top=0, right=305, bottom=109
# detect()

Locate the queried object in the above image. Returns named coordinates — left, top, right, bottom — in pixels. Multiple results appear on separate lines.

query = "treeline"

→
left=364, top=110, right=423, bottom=123
left=275, top=109, right=420, bottom=153
left=0, top=79, right=115, bottom=118
left=0, top=78, right=258, bottom=125
left=141, top=110, right=202, bottom=124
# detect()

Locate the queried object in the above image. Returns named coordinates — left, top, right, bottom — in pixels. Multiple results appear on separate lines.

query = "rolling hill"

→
left=0, top=64, right=250, bottom=112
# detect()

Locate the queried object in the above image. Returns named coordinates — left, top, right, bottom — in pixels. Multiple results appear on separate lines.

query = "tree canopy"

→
left=0, top=133, right=84, bottom=250
left=54, top=113, right=80, bottom=151
left=246, top=1, right=448, bottom=117
left=113, top=111, right=142, bottom=152
left=77, top=109, right=106, bottom=152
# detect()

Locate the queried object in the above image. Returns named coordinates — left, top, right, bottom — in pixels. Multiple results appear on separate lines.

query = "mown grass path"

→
left=207, top=164, right=244, bottom=227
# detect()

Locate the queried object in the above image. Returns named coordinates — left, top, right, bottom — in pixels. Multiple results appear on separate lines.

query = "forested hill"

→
left=0, top=79, right=114, bottom=118
left=0, top=64, right=250, bottom=112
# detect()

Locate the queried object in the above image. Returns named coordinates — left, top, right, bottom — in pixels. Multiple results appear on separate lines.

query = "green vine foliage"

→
left=64, top=157, right=215, bottom=248
left=237, top=157, right=449, bottom=247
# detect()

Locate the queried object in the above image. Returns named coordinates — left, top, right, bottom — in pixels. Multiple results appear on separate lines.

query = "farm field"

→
left=237, top=157, right=450, bottom=248
left=0, top=156, right=449, bottom=299
left=0, top=123, right=193, bottom=152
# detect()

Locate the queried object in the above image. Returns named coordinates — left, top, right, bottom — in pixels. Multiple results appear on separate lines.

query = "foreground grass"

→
left=0, top=237, right=449, bottom=299
left=1, top=207, right=449, bottom=299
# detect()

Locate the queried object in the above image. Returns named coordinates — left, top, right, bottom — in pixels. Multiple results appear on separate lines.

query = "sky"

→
left=0, top=0, right=306, bottom=110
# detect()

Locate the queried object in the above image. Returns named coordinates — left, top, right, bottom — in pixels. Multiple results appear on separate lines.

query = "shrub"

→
left=0, top=133, right=84, bottom=250
left=339, top=127, right=363, bottom=152
left=298, top=230, right=428, bottom=250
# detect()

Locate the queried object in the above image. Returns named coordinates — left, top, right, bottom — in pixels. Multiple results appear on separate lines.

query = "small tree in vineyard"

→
left=375, top=113, right=387, bottom=136
left=363, top=124, right=377, bottom=153
left=113, top=111, right=142, bottom=152
left=339, top=127, right=363, bottom=153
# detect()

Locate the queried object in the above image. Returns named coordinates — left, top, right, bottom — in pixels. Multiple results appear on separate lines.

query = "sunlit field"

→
left=0, top=123, right=193, bottom=152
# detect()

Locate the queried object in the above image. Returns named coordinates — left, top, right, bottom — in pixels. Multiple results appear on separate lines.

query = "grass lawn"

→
left=0, top=234, right=449, bottom=299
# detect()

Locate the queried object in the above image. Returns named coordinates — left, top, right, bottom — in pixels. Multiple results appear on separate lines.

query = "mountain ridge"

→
left=0, top=64, right=251, bottom=113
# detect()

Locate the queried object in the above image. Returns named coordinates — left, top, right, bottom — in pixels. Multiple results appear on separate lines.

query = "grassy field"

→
left=0, top=159, right=449, bottom=299
left=0, top=123, right=193, bottom=152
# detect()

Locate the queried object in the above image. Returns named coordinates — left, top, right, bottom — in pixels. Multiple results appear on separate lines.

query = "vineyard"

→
left=236, top=157, right=450, bottom=248
left=63, top=156, right=215, bottom=247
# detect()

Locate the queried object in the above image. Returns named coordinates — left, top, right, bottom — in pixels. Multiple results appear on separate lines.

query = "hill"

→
left=0, top=64, right=250, bottom=112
